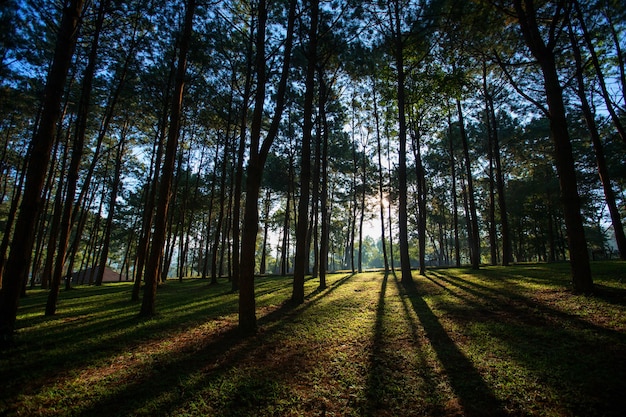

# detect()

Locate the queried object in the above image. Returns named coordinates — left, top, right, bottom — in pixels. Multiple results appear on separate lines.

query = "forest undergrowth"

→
left=1, top=261, right=625, bottom=416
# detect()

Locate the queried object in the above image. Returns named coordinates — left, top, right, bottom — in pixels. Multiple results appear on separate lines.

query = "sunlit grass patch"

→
left=2, top=263, right=625, bottom=416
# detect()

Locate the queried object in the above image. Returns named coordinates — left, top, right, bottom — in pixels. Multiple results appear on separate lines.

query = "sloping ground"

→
left=1, top=262, right=625, bottom=416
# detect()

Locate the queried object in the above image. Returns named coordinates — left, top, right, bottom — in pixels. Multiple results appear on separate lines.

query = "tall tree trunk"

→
left=483, top=63, right=498, bottom=266
left=280, top=160, right=293, bottom=276
left=0, top=0, right=84, bottom=342
left=141, top=0, right=196, bottom=316
left=211, top=134, right=230, bottom=284
left=260, top=189, right=271, bottom=275
left=573, top=0, right=626, bottom=144
left=293, top=0, right=318, bottom=302
left=318, top=71, right=330, bottom=289
left=487, top=131, right=498, bottom=266
left=358, top=148, right=366, bottom=274
left=569, top=23, right=626, bottom=260
left=448, top=111, right=461, bottom=267
left=41, top=129, right=70, bottom=290
left=231, top=22, right=254, bottom=291
left=239, top=0, right=296, bottom=334
left=386, top=122, right=395, bottom=272
left=131, top=65, right=173, bottom=300
left=602, top=1, right=626, bottom=109
left=411, top=131, right=427, bottom=275
left=513, top=0, right=593, bottom=292
left=456, top=98, right=480, bottom=269
left=390, top=0, right=412, bottom=283
left=311, top=101, right=321, bottom=279
left=372, top=81, right=389, bottom=273
left=94, top=130, right=126, bottom=286
left=64, top=21, right=136, bottom=294
left=488, top=90, right=512, bottom=266
left=0, top=157, right=26, bottom=281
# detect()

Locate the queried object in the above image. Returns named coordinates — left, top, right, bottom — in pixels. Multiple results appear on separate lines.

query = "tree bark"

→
left=231, top=18, right=254, bottom=291
left=41, top=128, right=70, bottom=291
left=211, top=134, right=230, bottom=284
left=94, top=130, right=126, bottom=286
left=513, top=0, right=593, bottom=292
left=573, top=0, right=626, bottom=144
left=239, top=0, right=296, bottom=334
left=411, top=131, right=427, bottom=275
left=447, top=111, right=461, bottom=267
left=0, top=157, right=26, bottom=281
left=390, top=0, right=412, bottom=283
left=141, top=0, right=196, bottom=316
left=0, top=0, right=85, bottom=342
left=569, top=22, right=626, bottom=260
left=489, top=91, right=512, bottom=266
left=318, top=71, right=330, bottom=289
left=457, top=98, right=480, bottom=269
left=131, top=62, right=173, bottom=300
left=292, top=0, right=319, bottom=304
left=372, top=81, right=389, bottom=273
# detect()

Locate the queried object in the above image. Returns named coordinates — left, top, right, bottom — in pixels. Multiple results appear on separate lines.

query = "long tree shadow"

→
left=428, top=268, right=626, bottom=416
left=72, top=273, right=359, bottom=416
left=431, top=269, right=626, bottom=340
left=396, top=275, right=505, bottom=416
left=366, top=271, right=390, bottom=415
left=366, top=272, right=448, bottom=416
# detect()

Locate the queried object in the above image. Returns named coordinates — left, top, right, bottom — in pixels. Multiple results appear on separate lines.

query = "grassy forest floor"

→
left=1, top=261, right=625, bottom=416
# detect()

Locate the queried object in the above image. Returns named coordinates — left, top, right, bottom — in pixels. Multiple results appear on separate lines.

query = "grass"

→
left=1, top=261, right=625, bottom=416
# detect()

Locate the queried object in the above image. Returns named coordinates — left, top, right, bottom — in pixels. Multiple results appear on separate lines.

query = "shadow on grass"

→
left=64, top=273, right=358, bottom=416
left=397, top=275, right=505, bottom=417
left=427, top=268, right=626, bottom=416
left=366, top=271, right=390, bottom=414
left=365, top=272, right=447, bottom=415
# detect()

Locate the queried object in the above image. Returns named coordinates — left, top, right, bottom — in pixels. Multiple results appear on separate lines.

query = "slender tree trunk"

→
left=386, top=122, right=395, bottom=272
left=311, top=103, right=321, bottom=279
left=448, top=111, right=461, bottom=267
left=0, top=0, right=84, bottom=342
left=456, top=98, right=480, bottom=269
left=211, top=134, right=230, bottom=284
left=482, top=63, right=498, bottom=266
left=486, top=111, right=498, bottom=266
left=281, top=161, right=292, bottom=276
left=131, top=70, right=172, bottom=300
left=293, top=0, right=318, bottom=302
left=372, top=81, right=389, bottom=273
left=231, top=24, right=254, bottom=291
left=41, top=129, right=70, bottom=289
left=0, top=158, right=26, bottom=281
left=391, top=0, right=412, bottom=283
left=411, top=132, right=427, bottom=275
left=358, top=150, right=366, bottom=274
left=514, top=0, right=593, bottom=292
left=490, top=95, right=512, bottom=266
left=201, top=143, right=220, bottom=280
left=318, top=71, right=330, bottom=289
left=569, top=23, right=626, bottom=260
left=141, top=0, right=196, bottom=316
left=94, top=131, right=126, bottom=286
left=573, top=0, right=626, bottom=144
left=260, top=189, right=271, bottom=275
left=239, top=0, right=296, bottom=334
left=602, top=2, right=626, bottom=109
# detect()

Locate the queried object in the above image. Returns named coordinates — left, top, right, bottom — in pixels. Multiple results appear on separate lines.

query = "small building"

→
left=70, top=266, right=127, bottom=285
